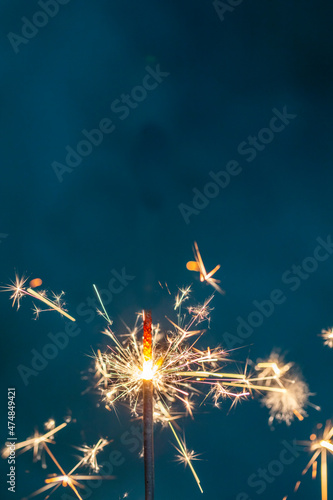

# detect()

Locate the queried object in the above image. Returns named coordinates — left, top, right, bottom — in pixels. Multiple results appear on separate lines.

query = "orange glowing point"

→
left=155, top=357, right=164, bottom=369
left=186, top=261, right=200, bottom=272
left=143, top=310, right=152, bottom=362
left=29, top=278, right=43, bottom=288
left=293, top=409, right=305, bottom=421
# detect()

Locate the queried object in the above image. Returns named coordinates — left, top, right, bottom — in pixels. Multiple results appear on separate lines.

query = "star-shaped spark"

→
left=169, top=423, right=203, bottom=493
left=73, top=438, right=111, bottom=472
left=187, top=295, right=214, bottom=326
left=1, top=274, right=28, bottom=309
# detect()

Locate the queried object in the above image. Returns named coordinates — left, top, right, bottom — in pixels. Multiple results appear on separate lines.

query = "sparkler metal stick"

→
left=143, top=311, right=154, bottom=500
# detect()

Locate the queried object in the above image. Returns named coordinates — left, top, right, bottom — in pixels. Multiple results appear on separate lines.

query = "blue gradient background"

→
left=1, top=1, right=333, bottom=499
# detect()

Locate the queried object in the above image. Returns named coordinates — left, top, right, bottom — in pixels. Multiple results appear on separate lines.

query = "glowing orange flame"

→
left=143, top=310, right=152, bottom=362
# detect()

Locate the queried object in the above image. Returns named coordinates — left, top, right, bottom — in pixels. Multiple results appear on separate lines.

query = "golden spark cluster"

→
left=2, top=419, right=113, bottom=500
left=2, top=242, right=332, bottom=498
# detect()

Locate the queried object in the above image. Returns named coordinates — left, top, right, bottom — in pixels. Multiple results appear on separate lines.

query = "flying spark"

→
left=1, top=274, right=75, bottom=321
left=1, top=421, right=67, bottom=468
left=283, top=421, right=333, bottom=500
left=24, top=443, right=114, bottom=500
left=186, top=242, right=224, bottom=294
left=320, top=328, right=333, bottom=348
left=73, top=438, right=111, bottom=472
left=254, top=353, right=318, bottom=426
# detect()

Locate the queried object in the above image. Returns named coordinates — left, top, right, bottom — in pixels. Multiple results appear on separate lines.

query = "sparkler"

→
left=91, top=246, right=242, bottom=493
left=283, top=421, right=333, bottom=500
left=142, top=311, right=154, bottom=500
left=1, top=274, right=75, bottom=321
left=92, top=246, right=301, bottom=495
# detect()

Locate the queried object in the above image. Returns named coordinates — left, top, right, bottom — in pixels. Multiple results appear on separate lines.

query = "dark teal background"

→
left=1, top=1, right=333, bottom=499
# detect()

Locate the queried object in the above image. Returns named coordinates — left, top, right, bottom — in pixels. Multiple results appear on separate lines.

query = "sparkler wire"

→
left=143, top=311, right=154, bottom=500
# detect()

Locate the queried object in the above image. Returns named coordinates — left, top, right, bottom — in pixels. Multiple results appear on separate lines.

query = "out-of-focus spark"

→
left=321, top=328, right=333, bottom=348
left=186, top=242, right=224, bottom=294
left=254, top=353, right=317, bottom=425
left=283, top=421, right=333, bottom=500
left=1, top=422, right=67, bottom=467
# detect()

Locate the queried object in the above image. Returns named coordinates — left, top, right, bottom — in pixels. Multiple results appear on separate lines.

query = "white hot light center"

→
left=141, top=360, right=155, bottom=380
